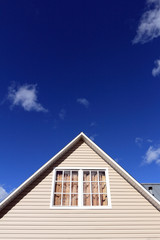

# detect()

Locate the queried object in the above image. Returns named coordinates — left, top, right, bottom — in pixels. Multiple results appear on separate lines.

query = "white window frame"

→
left=50, top=167, right=112, bottom=209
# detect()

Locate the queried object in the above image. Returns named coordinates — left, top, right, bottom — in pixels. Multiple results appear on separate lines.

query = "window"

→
left=54, top=170, right=78, bottom=206
left=51, top=168, right=111, bottom=208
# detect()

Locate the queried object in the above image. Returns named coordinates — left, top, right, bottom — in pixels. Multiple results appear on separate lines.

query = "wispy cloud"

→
left=147, top=138, right=153, bottom=143
left=0, top=186, right=9, bottom=202
left=77, top=98, right=90, bottom=108
left=90, top=121, right=96, bottom=127
left=152, top=59, right=160, bottom=76
left=135, top=137, right=153, bottom=147
left=143, top=145, right=160, bottom=165
left=89, top=134, right=97, bottom=141
left=59, top=109, right=66, bottom=120
left=135, top=137, right=143, bottom=147
left=114, top=158, right=120, bottom=163
left=133, top=0, right=160, bottom=44
left=7, top=84, right=48, bottom=112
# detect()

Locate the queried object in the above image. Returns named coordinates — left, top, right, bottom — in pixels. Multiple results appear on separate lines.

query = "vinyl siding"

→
left=0, top=140, right=160, bottom=240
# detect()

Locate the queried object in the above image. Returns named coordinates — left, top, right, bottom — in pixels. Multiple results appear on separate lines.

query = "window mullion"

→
left=61, top=170, right=64, bottom=207
left=78, top=169, right=83, bottom=207
left=90, top=170, right=92, bottom=206
left=98, top=171, right=100, bottom=206
left=70, top=170, right=72, bottom=206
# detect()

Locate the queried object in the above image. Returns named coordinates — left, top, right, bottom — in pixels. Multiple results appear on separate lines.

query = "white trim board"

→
left=0, top=132, right=160, bottom=211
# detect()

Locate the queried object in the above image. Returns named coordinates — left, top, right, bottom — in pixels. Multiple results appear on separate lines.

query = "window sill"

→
left=50, top=205, right=112, bottom=209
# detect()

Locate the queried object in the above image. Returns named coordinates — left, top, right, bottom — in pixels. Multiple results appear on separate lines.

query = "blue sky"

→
left=1, top=0, right=160, bottom=201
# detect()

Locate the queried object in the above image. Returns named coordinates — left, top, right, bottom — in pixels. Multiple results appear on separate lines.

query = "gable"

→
left=0, top=138, right=160, bottom=239
left=55, top=140, right=108, bottom=168
left=0, top=132, right=160, bottom=212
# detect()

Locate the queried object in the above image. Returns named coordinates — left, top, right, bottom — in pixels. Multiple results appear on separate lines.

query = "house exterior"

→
left=0, top=132, right=160, bottom=239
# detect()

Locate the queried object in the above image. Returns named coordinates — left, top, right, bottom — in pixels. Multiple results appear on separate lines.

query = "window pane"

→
left=64, top=171, right=70, bottom=181
left=83, top=182, right=90, bottom=193
left=83, top=171, right=90, bottom=181
left=71, top=182, right=78, bottom=193
left=91, top=171, right=98, bottom=181
left=56, top=171, right=63, bottom=181
left=83, top=194, right=91, bottom=206
left=63, top=182, right=70, bottom=193
left=91, top=182, right=98, bottom=193
left=92, top=194, right=99, bottom=206
left=55, top=182, right=62, bottom=193
left=99, top=182, right=107, bottom=193
left=71, top=194, right=78, bottom=206
left=62, top=194, right=70, bottom=206
left=99, top=171, right=106, bottom=181
left=54, top=194, right=61, bottom=206
left=100, top=194, right=108, bottom=206
left=72, top=171, right=78, bottom=181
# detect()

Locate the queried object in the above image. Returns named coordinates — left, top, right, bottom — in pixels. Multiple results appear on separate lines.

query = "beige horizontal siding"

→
left=0, top=140, right=160, bottom=239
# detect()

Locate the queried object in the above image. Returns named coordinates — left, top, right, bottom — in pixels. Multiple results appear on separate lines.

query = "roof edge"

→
left=141, top=183, right=160, bottom=185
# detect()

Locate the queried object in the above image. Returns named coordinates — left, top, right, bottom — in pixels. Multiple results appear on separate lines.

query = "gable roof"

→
left=0, top=132, right=160, bottom=211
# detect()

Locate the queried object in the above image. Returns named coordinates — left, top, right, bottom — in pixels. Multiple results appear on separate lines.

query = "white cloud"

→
left=8, top=84, right=48, bottom=112
left=152, top=59, right=160, bottom=76
left=59, top=109, right=66, bottom=120
left=147, top=138, right=153, bottom=143
left=143, top=145, right=160, bottom=165
left=77, top=98, right=90, bottom=108
left=135, top=137, right=143, bottom=147
left=0, top=186, right=9, bottom=202
left=133, top=0, right=160, bottom=44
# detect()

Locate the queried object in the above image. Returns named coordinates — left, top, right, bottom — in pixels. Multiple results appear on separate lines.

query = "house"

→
left=0, top=132, right=160, bottom=239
